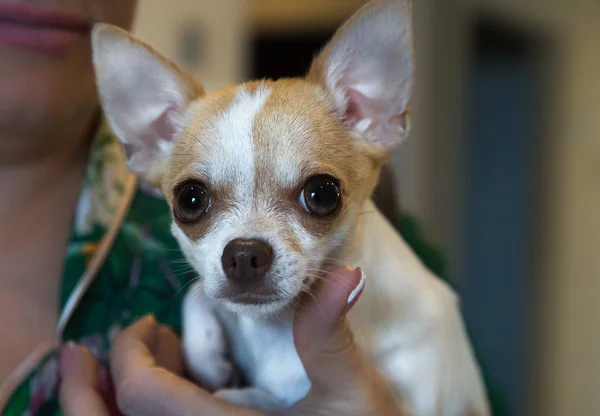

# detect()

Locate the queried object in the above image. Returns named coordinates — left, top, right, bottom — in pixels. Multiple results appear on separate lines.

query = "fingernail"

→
left=59, top=341, right=78, bottom=375
left=347, top=267, right=366, bottom=305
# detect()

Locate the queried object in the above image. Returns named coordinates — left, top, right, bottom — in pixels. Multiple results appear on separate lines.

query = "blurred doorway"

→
left=461, top=15, right=547, bottom=416
left=250, top=30, right=332, bottom=79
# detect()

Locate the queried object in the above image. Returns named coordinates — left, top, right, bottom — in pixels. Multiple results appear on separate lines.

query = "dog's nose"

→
left=221, top=239, right=274, bottom=284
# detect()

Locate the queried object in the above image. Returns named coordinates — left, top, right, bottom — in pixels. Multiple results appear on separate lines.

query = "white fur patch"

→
left=204, top=85, right=271, bottom=201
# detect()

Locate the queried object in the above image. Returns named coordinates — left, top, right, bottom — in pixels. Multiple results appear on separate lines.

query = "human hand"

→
left=59, top=267, right=408, bottom=416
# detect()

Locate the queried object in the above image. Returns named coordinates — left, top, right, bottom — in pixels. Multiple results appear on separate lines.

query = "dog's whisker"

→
left=169, top=263, right=194, bottom=270
left=172, top=271, right=196, bottom=277
left=309, top=256, right=353, bottom=264
left=169, top=258, right=192, bottom=264
left=301, top=273, right=346, bottom=291
left=171, top=121, right=206, bottom=150
left=304, top=268, right=350, bottom=283
left=287, top=293, right=311, bottom=314
left=175, top=281, right=197, bottom=296
left=184, top=278, right=207, bottom=298
left=170, top=266, right=194, bottom=272
left=298, top=287, right=327, bottom=322
left=168, top=258, right=194, bottom=266
left=171, top=271, right=198, bottom=281
left=171, top=269, right=197, bottom=277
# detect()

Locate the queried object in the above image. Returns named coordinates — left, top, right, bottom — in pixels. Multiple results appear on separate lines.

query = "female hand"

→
left=59, top=267, right=408, bottom=416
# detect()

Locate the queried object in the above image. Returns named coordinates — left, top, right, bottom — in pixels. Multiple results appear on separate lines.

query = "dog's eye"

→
left=174, top=181, right=210, bottom=223
left=300, top=175, right=341, bottom=216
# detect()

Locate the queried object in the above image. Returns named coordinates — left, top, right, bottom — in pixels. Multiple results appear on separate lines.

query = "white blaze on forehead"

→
left=204, top=85, right=271, bottom=201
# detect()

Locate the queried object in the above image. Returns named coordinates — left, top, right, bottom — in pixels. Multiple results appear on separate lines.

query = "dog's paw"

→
left=214, top=387, right=285, bottom=411
left=186, top=353, right=240, bottom=392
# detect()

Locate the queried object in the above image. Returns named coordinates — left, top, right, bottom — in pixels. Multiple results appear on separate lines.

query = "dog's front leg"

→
left=182, top=292, right=239, bottom=391
left=214, top=387, right=286, bottom=412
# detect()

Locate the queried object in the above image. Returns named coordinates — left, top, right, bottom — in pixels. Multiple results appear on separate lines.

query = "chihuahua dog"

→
left=91, top=0, right=490, bottom=414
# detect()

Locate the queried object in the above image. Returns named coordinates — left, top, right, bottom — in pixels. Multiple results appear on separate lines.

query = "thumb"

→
left=293, top=266, right=366, bottom=393
left=59, top=343, right=115, bottom=416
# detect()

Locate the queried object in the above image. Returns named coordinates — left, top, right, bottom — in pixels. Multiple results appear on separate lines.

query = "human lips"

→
left=0, top=3, right=91, bottom=54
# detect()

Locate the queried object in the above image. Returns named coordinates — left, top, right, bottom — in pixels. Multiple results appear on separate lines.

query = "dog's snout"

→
left=221, top=239, right=274, bottom=284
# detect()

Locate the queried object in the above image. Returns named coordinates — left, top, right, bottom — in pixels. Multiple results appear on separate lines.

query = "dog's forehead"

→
left=170, top=80, right=355, bottom=192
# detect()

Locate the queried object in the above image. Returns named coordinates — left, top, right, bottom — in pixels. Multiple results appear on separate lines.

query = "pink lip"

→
left=0, top=3, right=91, bottom=54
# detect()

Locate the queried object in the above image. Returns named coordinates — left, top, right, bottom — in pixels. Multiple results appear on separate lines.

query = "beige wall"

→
left=132, top=0, right=250, bottom=91
left=536, top=13, right=600, bottom=416
left=250, top=0, right=366, bottom=32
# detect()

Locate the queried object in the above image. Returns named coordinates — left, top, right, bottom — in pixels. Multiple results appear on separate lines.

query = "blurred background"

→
left=131, top=1, right=600, bottom=415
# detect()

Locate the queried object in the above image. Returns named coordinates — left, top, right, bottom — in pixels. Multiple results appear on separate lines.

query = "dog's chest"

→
left=223, top=313, right=311, bottom=404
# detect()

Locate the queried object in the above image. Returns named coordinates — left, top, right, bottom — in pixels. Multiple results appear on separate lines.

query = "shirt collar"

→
left=72, top=118, right=134, bottom=237
left=56, top=118, right=137, bottom=338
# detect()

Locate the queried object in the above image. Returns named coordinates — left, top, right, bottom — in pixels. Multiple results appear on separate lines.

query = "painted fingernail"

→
left=60, top=341, right=77, bottom=356
left=347, top=267, right=366, bottom=305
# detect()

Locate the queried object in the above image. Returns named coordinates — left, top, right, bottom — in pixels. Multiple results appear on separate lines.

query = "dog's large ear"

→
left=307, top=0, right=414, bottom=150
left=91, top=24, right=204, bottom=185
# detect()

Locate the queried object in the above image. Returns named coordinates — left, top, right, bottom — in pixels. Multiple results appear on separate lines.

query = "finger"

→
left=109, top=315, right=159, bottom=386
left=59, top=343, right=110, bottom=416
left=293, top=266, right=367, bottom=393
left=155, top=325, right=185, bottom=375
left=110, top=316, right=183, bottom=381
left=110, top=315, right=262, bottom=416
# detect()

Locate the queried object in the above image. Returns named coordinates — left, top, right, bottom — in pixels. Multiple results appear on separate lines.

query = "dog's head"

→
left=92, top=0, right=414, bottom=316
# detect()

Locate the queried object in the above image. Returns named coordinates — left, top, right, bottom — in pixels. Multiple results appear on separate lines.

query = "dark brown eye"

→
left=301, top=175, right=341, bottom=216
left=174, top=181, right=210, bottom=223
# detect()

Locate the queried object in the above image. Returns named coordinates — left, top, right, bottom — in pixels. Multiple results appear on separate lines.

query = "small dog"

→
left=91, top=0, right=490, bottom=414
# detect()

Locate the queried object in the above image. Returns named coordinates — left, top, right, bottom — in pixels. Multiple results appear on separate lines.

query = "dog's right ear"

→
left=307, top=0, right=414, bottom=151
left=91, top=23, right=204, bottom=185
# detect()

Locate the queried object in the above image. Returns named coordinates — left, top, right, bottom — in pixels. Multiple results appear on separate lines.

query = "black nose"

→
left=221, top=239, right=274, bottom=284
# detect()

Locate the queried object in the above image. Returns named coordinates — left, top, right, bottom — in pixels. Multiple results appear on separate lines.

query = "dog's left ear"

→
left=307, top=0, right=414, bottom=150
left=91, top=24, right=204, bottom=185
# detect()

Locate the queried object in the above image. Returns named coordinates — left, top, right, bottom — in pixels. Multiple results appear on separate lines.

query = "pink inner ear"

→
left=389, top=110, right=409, bottom=131
left=344, top=91, right=363, bottom=123
left=123, top=105, right=181, bottom=171
left=343, top=87, right=385, bottom=125
left=342, top=86, right=409, bottom=147
left=151, top=105, right=179, bottom=142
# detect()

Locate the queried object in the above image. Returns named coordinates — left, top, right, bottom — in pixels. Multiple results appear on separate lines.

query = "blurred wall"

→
left=534, top=12, right=600, bottom=416
left=132, top=0, right=250, bottom=91
left=423, top=1, right=600, bottom=414
left=249, top=0, right=366, bottom=31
